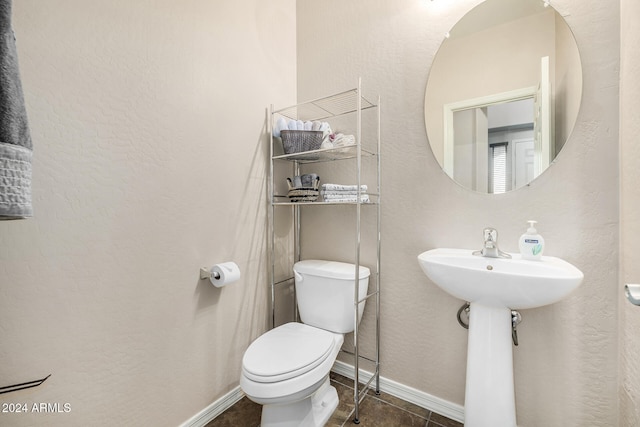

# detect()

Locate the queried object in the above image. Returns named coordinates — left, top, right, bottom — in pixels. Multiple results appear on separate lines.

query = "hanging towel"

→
left=0, top=0, right=33, bottom=219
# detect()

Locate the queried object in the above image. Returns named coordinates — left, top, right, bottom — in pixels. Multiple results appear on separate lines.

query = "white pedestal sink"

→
left=418, top=248, right=584, bottom=427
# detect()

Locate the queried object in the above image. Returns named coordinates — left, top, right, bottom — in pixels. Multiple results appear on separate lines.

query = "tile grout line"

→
left=364, top=389, right=431, bottom=423
left=333, top=376, right=433, bottom=424
left=331, top=377, right=434, bottom=426
left=333, top=381, right=433, bottom=426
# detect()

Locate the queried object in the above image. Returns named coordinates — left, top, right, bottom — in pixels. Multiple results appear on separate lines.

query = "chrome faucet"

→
left=473, top=227, right=512, bottom=259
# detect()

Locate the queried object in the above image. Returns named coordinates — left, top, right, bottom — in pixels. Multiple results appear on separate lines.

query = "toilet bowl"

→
left=240, top=260, right=370, bottom=427
left=240, top=322, right=343, bottom=426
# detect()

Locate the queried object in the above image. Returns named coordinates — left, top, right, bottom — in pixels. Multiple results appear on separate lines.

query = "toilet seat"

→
left=242, top=322, right=336, bottom=383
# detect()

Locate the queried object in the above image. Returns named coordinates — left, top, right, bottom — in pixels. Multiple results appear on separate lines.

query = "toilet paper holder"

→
left=200, top=267, right=220, bottom=281
left=200, top=262, right=241, bottom=287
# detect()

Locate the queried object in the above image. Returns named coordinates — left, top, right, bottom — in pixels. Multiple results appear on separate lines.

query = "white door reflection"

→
left=453, top=98, right=535, bottom=194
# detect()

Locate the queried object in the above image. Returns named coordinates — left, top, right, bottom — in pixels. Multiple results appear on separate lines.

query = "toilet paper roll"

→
left=209, top=261, right=241, bottom=288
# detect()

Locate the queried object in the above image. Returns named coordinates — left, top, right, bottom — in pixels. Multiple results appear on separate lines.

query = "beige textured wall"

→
left=297, top=0, right=619, bottom=425
left=0, top=1, right=295, bottom=426
left=619, top=0, right=640, bottom=424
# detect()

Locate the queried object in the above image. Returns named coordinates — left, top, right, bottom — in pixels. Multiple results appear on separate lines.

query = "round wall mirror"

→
left=424, top=0, right=582, bottom=194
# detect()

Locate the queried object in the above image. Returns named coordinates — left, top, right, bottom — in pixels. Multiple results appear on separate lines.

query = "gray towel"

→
left=0, top=0, right=32, bottom=219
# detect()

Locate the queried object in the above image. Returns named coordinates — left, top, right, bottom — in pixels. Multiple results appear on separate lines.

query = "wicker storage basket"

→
left=287, top=188, right=319, bottom=203
left=280, top=130, right=323, bottom=154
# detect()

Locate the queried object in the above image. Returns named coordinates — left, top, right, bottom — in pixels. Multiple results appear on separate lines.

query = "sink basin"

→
left=417, top=248, right=583, bottom=427
left=417, top=248, right=584, bottom=309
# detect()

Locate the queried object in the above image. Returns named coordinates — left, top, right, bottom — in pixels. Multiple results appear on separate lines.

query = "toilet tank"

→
left=293, top=260, right=370, bottom=334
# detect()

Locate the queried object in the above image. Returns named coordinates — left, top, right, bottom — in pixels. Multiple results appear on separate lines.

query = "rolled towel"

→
left=319, top=122, right=332, bottom=139
left=287, top=119, right=298, bottom=130
left=304, top=121, right=313, bottom=131
left=273, top=117, right=288, bottom=137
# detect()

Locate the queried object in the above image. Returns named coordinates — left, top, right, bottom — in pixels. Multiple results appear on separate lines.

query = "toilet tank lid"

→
left=294, top=260, right=370, bottom=280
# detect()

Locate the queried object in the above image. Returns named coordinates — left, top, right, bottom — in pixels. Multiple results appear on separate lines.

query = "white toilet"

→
left=240, top=260, right=370, bottom=427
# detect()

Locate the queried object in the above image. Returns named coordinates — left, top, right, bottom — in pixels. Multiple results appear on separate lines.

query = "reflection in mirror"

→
left=424, top=0, right=582, bottom=194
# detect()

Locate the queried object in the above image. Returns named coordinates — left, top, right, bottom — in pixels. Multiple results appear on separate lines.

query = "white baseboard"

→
left=331, top=360, right=465, bottom=424
left=180, top=362, right=465, bottom=427
left=179, top=386, right=245, bottom=427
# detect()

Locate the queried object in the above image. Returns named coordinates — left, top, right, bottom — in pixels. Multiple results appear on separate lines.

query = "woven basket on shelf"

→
left=287, top=188, right=319, bottom=203
left=280, top=130, right=323, bottom=154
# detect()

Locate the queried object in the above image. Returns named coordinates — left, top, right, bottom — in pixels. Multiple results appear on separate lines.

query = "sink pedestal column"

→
left=465, top=303, right=517, bottom=427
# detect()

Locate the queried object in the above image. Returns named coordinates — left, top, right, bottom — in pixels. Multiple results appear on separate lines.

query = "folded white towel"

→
left=321, top=190, right=359, bottom=196
left=321, top=184, right=368, bottom=192
left=322, top=193, right=368, bottom=199
left=329, top=133, right=356, bottom=147
left=335, top=134, right=356, bottom=147
left=320, top=141, right=334, bottom=150
left=322, top=194, right=370, bottom=203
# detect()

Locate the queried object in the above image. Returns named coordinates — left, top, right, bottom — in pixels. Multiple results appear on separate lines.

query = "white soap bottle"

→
left=519, top=220, right=545, bottom=260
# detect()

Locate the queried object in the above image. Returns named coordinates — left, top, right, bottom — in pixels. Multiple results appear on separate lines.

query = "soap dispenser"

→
left=519, top=220, right=544, bottom=260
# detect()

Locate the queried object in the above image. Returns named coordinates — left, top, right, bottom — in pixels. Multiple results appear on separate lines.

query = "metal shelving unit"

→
left=267, top=79, right=381, bottom=424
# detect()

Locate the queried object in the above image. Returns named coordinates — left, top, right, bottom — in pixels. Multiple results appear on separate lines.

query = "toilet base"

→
left=260, top=377, right=338, bottom=427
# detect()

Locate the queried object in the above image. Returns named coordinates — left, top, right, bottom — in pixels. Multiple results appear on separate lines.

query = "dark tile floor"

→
left=206, top=373, right=463, bottom=427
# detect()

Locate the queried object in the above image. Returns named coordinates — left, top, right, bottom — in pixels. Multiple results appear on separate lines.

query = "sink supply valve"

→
left=511, top=310, right=522, bottom=346
left=457, top=302, right=471, bottom=329
left=456, top=303, right=523, bottom=347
